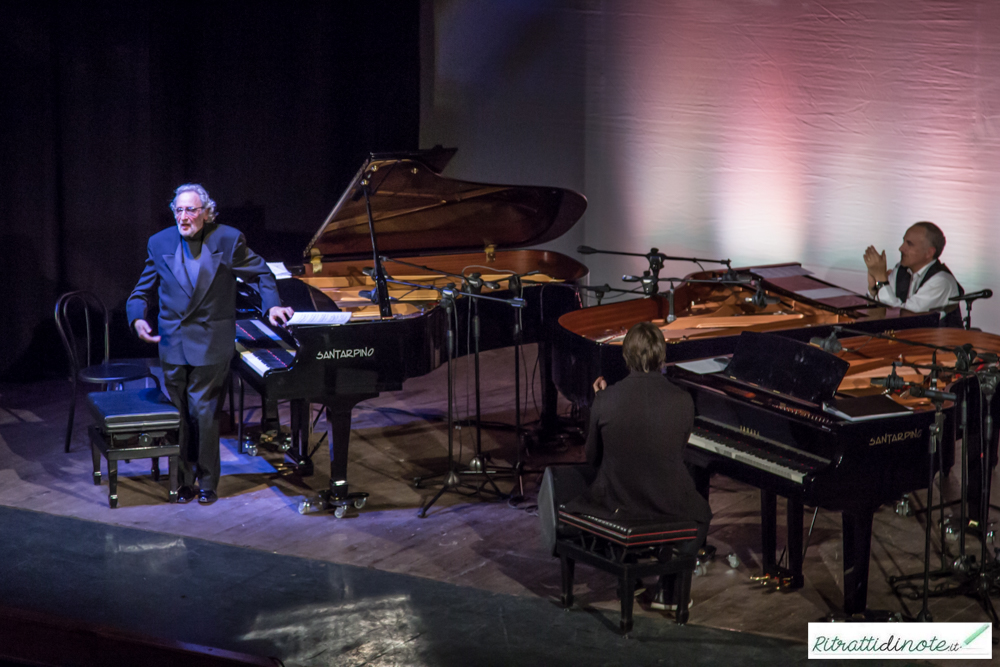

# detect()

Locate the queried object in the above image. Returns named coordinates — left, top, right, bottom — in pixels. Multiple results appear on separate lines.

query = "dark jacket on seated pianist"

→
left=564, top=369, right=712, bottom=525
left=562, top=321, right=710, bottom=525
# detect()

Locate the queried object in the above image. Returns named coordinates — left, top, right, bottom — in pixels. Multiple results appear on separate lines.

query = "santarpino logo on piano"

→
left=316, top=347, right=375, bottom=360
left=868, top=428, right=922, bottom=446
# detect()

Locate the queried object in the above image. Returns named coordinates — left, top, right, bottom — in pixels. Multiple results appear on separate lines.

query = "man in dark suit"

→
left=127, top=184, right=293, bottom=505
left=540, top=321, right=710, bottom=610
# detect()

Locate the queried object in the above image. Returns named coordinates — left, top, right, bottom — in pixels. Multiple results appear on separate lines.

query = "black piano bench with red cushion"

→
left=555, top=510, right=700, bottom=634
left=86, top=388, right=181, bottom=508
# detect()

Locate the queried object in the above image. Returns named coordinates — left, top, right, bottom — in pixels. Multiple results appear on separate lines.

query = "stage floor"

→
left=0, top=344, right=996, bottom=662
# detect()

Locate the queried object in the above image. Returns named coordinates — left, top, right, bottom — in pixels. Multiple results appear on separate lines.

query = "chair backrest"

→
left=54, top=291, right=111, bottom=377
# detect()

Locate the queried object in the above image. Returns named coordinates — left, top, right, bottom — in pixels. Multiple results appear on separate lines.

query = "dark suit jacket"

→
left=564, top=371, right=712, bottom=524
left=127, top=223, right=281, bottom=366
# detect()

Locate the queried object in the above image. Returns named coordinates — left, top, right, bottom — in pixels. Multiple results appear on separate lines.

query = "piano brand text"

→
left=316, top=347, right=375, bottom=360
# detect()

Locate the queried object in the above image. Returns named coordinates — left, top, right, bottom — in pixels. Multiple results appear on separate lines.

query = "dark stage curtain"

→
left=0, top=1, right=420, bottom=380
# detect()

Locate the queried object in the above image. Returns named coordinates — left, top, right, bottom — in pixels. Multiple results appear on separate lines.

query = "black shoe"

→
left=198, top=489, right=218, bottom=505
left=176, top=486, right=196, bottom=504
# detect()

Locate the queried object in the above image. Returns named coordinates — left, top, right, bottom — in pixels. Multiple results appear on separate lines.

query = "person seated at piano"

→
left=561, top=321, right=712, bottom=611
left=127, top=184, right=294, bottom=505
left=864, top=221, right=963, bottom=326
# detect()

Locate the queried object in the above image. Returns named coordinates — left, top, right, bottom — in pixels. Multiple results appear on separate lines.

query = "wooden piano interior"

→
left=559, top=279, right=849, bottom=345
left=835, top=328, right=1000, bottom=403
left=295, top=249, right=588, bottom=319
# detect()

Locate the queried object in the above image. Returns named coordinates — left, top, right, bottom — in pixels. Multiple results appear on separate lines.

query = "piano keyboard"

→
left=687, top=426, right=828, bottom=485
left=236, top=319, right=296, bottom=376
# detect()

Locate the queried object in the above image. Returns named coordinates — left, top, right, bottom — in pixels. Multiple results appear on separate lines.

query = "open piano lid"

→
left=724, top=331, right=850, bottom=405
left=304, top=147, right=588, bottom=260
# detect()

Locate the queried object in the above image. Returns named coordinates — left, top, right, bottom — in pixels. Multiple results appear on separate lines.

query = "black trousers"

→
left=161, top=360, right=230, bottom=491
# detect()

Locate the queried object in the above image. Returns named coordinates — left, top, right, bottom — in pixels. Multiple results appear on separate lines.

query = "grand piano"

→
left=554, top=263, right=940, bottom=409
left=669, top=328, right=1000, bottom=614
left=232, top=147, right=589, bottom=513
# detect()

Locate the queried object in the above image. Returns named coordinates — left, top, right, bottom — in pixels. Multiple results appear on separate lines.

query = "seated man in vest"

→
left=539, top=322, right=711, bottom=611
left=864, top=221, right=963, bottom=325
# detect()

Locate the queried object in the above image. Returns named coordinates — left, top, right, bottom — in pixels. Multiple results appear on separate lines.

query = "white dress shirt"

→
left=872, top=260, right=961, bottom=313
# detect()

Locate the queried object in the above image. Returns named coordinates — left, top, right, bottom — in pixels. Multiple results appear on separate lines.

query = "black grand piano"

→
left=232, top=147, right=588, bottom=514
left=667, top=328, right=1000, bottom=615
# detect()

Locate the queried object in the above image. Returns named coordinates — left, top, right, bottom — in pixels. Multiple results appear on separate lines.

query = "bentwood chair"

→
left=55, top=291, right=154, bottom=453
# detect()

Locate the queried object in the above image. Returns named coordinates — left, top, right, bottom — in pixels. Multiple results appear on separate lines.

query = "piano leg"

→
left=841, top=509, right=875, bottom=615
left=761, top=490, right=777, bottom=577
left=786, top=499, right=804, bottom=589
left=286, top=399, right=313, bottom=476
left=320, top=394, right=377, bottom=504
left=760, top=491, right=805, bottom=589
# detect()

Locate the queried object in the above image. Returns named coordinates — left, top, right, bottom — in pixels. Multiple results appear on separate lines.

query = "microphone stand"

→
left=397, top=278, right=525, bottom=517
left=380, top=257, right=525, bottom=494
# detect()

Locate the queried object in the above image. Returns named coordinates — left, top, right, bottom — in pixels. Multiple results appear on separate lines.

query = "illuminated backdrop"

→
left=422, top=0, right=1000, bottom=331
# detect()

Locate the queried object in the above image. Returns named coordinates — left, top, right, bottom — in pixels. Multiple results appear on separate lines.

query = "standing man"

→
left=128, top=184, right=293, bottom=504
left=863, top=221, right=962, bottom=325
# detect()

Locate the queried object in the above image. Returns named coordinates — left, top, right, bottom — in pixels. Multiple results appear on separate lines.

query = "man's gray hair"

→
left=912, top=221, right=945, bottom=259
left=171, top=183, right=218, bottom=223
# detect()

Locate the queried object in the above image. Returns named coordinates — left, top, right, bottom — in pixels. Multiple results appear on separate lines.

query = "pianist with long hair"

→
left=540, top=321, right=711, bottom=610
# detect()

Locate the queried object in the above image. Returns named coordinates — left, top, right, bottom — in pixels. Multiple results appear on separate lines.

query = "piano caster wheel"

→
left=413, top=477, right=423, bottom=489
left=353, top=497, right=367, bottom=509
left=279, top=435, right=292, bottom=453
left=726, top=553, right=741, bottom=569
left=694, top=563, right=708, bottom=577
left=334, top=505, right=348, bottom=519
left=245, top=443, right=258, bottom=457
left=895, top=495, right=912, bottom=517
left=298, top=499, right=320, bottom=515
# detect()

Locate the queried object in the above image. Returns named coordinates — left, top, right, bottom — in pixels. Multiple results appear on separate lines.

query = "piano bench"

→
left=86, top=388, right=181, bottom=509
left=555, top=511, right=700, bottom=635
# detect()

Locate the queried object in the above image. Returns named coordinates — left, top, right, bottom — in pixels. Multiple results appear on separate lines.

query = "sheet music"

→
left=675, top=357, right=730, bottom=374
left=267, top=262, right=293, bottom=280
left=287, top=312, right=352, bottom=326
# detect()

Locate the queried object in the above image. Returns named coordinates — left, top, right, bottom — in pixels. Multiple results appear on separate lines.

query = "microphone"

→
left=949, top=289, right=992, bottom=302
left=484, top=280, right=501, bottom=290
left=871, top=374, right=908, bottom=391
left=577, top=245, right=596, bottom=255
left=358, top=289, right=377, bottom=303
left=908, top=385, right=958, bottom=402
left=809, top=331, right=843, bottom=354
left=749, top=285, right=780, bottom=309
left=362, top=266, right=375, bottom=277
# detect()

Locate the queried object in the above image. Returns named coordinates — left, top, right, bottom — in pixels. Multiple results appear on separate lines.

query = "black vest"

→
left=894, top=260, right=964, bottom=328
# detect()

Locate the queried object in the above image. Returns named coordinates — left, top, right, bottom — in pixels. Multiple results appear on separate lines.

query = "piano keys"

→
left=231, top=147, right=588, bottom=511
left=668, top=328, right=1000, bottom=614
left=553, top=263, right=940, bottom=410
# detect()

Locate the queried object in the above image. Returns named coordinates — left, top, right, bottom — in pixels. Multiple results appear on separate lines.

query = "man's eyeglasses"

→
left=173, top=206, right=204, bottom=216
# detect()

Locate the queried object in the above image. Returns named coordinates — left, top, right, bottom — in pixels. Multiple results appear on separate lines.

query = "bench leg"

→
left=168, top=455, right=179, bottom=503
left=675, top=570, right=693, bottom=625
left=108, top=458, right=118, bottom=508
left=151, top=456, right=161, bottom=481
left=619, top=568, right=635, bottom=635
left=91, top=442, right=102, bottom=485
left=560, top=554, right=575, bottom=608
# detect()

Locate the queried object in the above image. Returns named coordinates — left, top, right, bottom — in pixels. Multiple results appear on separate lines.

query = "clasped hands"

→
left=134, top=306, right=295, bottom=343
left=863, top=245, right=889, bottom=291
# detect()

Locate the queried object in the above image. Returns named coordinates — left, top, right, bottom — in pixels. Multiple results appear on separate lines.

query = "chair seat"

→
left=78, top=360, right=151, bottom=385
left=558, top=511, right=700, bottom=548
left=86, top=388, right=181, bottom=434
